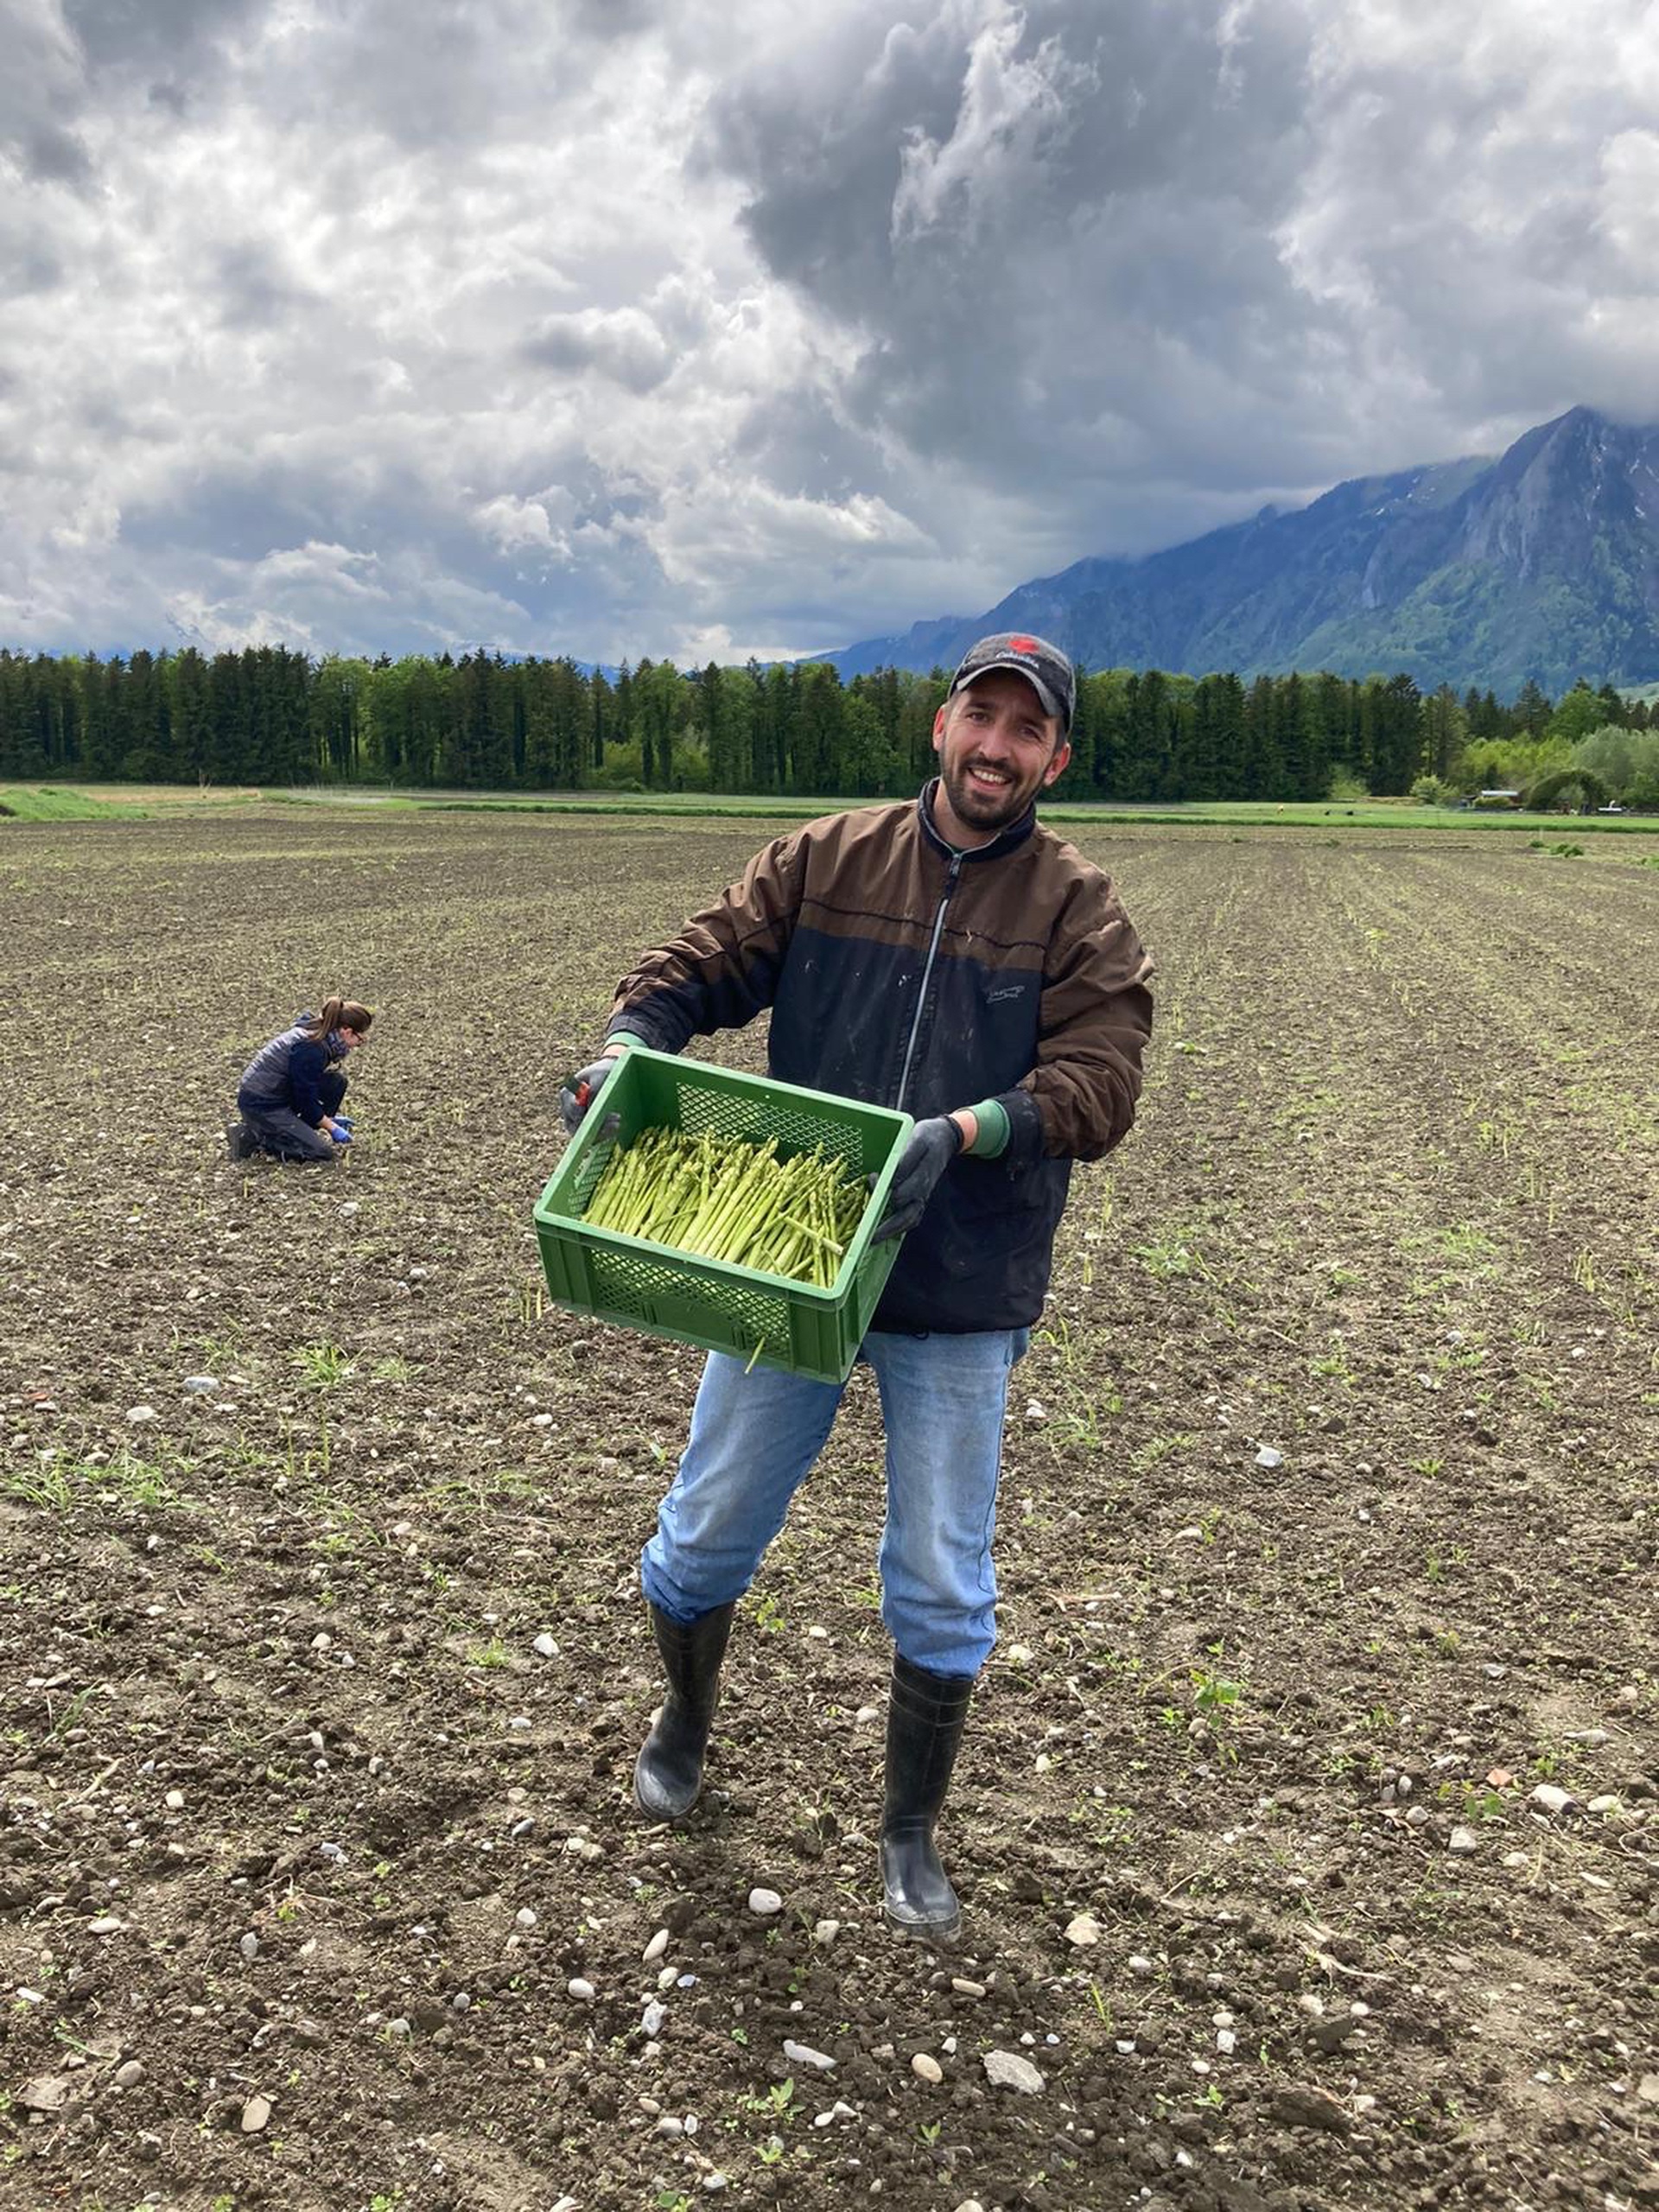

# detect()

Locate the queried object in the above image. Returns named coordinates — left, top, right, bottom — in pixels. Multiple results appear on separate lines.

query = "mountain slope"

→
left=828, top=409, right=1659, bottom=695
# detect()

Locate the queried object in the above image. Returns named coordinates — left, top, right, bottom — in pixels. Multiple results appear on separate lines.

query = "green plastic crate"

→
left=533, top=1047, right=913, bottom=1384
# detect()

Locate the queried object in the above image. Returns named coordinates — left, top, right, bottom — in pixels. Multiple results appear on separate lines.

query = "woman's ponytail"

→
left=303, top=997, right=372, bottom=1042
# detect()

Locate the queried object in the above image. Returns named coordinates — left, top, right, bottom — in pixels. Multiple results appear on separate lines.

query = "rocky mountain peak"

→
left=826, top=405, right=1659, bottom=694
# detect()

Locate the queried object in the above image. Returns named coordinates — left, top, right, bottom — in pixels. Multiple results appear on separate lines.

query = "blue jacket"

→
left=238, top=1018, right=334, bottom=1126
left=608, top=787, right=1154, bottom=1333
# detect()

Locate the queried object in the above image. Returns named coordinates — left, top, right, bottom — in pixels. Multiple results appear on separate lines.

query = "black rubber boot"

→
left=633, top=1601, right=735, bottom=1821
left=226, top=1119, right=258, bottom=1161
left=880, top=1653, right=975, bottom=1941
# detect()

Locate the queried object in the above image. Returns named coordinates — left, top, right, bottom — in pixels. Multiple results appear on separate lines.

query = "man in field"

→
left=562, top=632, right=1154, bottom=1941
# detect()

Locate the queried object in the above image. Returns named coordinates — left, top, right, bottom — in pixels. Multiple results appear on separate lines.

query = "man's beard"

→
left=941, top=755, right=1030, bottom=831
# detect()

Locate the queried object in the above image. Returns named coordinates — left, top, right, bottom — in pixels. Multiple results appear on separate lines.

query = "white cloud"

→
left=891, top=4, right=1094, bottom=243
left=2, top=0, right=1657, bottom=663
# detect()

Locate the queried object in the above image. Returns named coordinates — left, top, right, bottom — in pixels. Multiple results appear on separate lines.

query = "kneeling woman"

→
left=232, top=997, right=373, bottom=1161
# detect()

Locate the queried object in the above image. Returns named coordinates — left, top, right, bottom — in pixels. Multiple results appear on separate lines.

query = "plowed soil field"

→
left=2, top=807, right=1656, bottom=2212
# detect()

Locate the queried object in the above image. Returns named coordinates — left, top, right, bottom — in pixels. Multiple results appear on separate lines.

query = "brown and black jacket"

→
left=609, top=782, right=1154, bottom=1334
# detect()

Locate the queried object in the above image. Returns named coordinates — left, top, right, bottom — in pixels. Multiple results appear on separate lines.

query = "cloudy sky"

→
left=4, top=0, right=1657, bottom=664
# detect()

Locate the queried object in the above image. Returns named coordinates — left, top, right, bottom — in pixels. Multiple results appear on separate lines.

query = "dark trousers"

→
left=241, top=1071, right=347, bottom=1161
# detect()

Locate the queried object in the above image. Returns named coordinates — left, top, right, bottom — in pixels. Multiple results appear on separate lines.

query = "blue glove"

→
left=874, top=1116, right=962, bottom=1243
left=333, top=1114, right=353, bottom=1133
left=331, top=1126, right=352, bottom=1145
left=560, top=1055, right=621, bottom=1135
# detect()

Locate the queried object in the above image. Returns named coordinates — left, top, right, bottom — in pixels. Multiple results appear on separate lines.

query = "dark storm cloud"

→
left=60, top=0, right=263, bottom=72
left=698, top=0, right=1326, bottom=544
left=732, top=384, right=890, bottom=506
left=19, top=119, right=94, bottom=185
left=118, top=468, right=333, bottom=564
left=3, top=6, right=87, bottom=184
left=212, top=240, right=322, bottom=333
left=562, top=0, right=663, bottom=32
left=521, top=308, right=674, bottom=394
left=54, top=0, right=265, bottom=122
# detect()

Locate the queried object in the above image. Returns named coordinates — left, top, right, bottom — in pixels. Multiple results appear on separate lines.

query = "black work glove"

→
left=874, top=1116, right=963, bottom=1243
left=559, top=1055, right=621, bottom=1135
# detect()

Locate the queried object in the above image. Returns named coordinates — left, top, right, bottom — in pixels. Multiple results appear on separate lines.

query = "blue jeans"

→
left=640, top=1328, right=1028, bottom=1677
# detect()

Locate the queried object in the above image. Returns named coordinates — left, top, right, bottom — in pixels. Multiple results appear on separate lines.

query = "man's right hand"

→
left=559, top=1054, right=622, bottom=1135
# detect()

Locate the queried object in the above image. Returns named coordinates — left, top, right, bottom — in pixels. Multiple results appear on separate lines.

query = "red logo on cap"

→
left=1007, top=635, right=1039, bottom=654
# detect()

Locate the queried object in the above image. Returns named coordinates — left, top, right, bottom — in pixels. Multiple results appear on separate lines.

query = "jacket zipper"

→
left=894, top=850, right=963, bottom=1114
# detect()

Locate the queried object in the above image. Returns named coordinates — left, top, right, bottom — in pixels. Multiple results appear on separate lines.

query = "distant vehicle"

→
left=1596, top=803, right=1627, bottom=815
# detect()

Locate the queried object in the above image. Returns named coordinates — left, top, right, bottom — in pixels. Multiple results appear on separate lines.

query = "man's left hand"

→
left=874, top=1116, right=963, bottom=1243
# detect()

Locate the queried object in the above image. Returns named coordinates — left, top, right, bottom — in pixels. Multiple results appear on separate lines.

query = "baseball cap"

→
left=948, top=632, right=1076, bottom=735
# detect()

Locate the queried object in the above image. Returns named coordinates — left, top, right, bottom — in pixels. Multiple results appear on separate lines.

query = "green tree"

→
left=895, top=669, right=944, bottom=791
left=1359, top=673, right=1424, bottom=794
left=1512, top=677, right=1553, bottom=735
left=1241, top=675, right=1281, bottom=799
left=310, top=656, right=362, bottom=781
left=1421, top=684, right=1468, bottom=784
left=633, top=659, right=688, bottom=789
left=756, top=664, right=797, bottom=791
left=841, top=689, right=894, bottom=794
left=1572, top=721, right=1659, bottom=798
left=166, top=648, right=211, bottom=781
left=590, top=669, right=617, bottom=771
left=1545, top=679, right=1610, bottom=749
left=699, top=662, right=753, bottom=792
left=791, top=664, right=845, bottom=794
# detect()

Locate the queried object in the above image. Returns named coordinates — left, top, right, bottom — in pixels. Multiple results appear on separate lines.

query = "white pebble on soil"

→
left=748, top=1888, right=784, bottom=1916
left=568, top=1978, right=596, bottom=2001
left=984, top=2050, right=1046, bottom=2094
left=1064, top=1913, right=1102, bottom=1947
left=912, top=2052, right=944, bottom=2083
left=240, top=2094, right=271, bottom=2133
left=644, top=1928, right=670, bottom=1962
left=782, top=2040, right=836, bottom=2071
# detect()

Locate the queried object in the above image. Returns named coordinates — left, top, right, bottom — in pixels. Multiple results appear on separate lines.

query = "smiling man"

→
left=561, top=630, right=1154, bottom=1942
